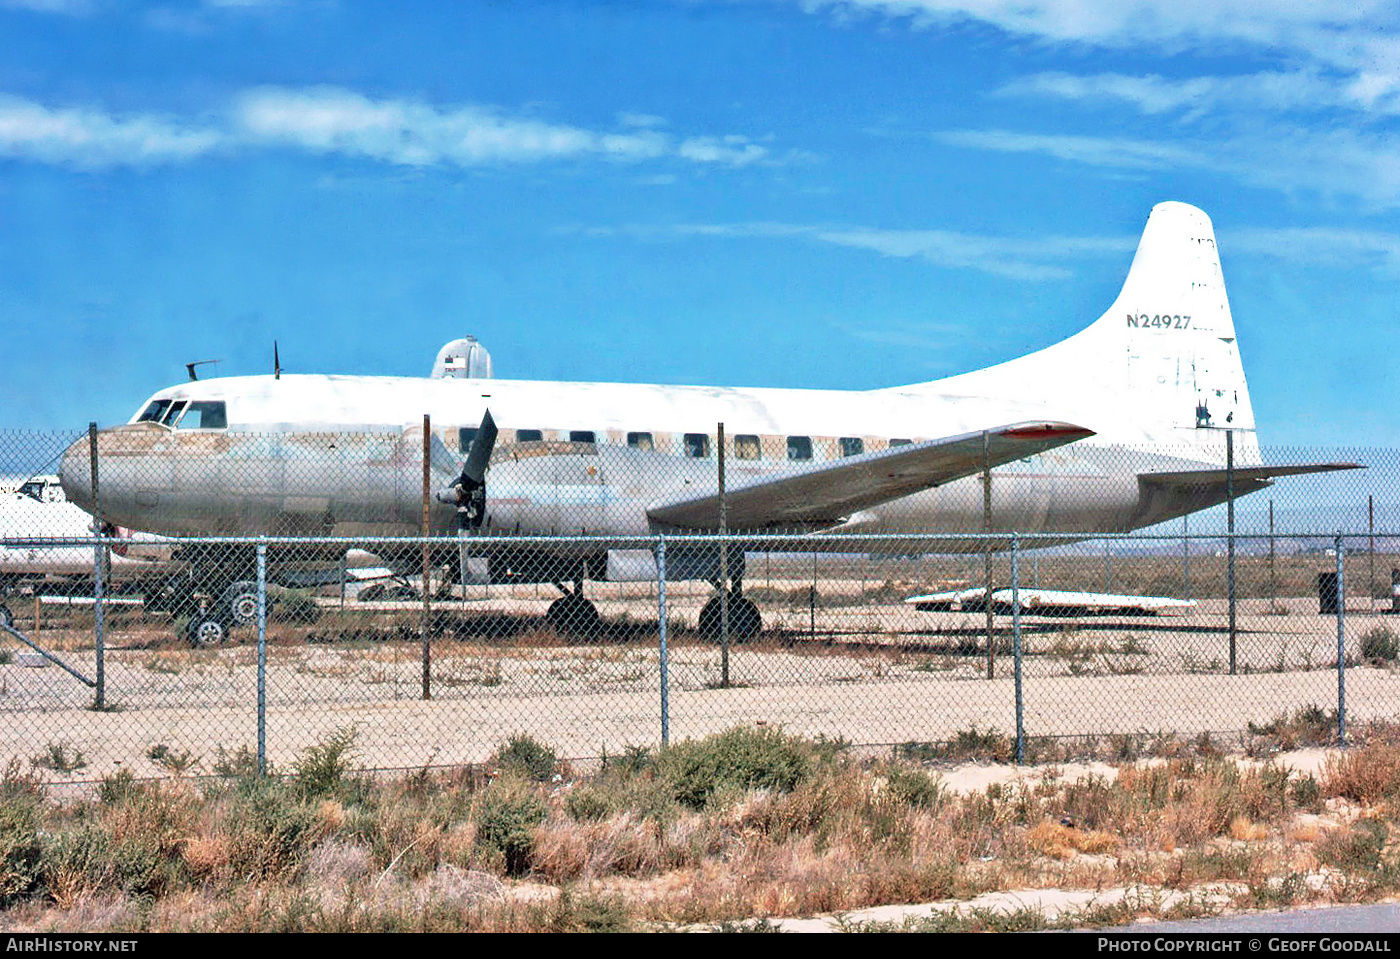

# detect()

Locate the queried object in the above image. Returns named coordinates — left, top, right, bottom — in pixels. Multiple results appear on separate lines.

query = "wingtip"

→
left=1001, top=422, right=1095, bottom=441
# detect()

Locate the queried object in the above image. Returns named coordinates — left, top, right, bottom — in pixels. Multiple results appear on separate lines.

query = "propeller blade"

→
left=452, top=410, right=497, bottom=530
left=460, top=409, right=498, bottom=486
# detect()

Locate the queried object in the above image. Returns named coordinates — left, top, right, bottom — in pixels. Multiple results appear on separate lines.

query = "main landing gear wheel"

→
left=186, top=616, right=229, bottom=648
left=223, top=581, right=261, bottom=626
left=547, top=593, right=601, bottom=638
left=698, top=594, right=762, bottom=643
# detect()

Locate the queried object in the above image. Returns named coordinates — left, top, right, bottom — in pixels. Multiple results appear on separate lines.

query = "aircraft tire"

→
left=698, top=594, right=761, bottom=643
left=547, top=594, right=601, bottom=638
left=186, top=615, right=229, bottom=648
left=0, top=604, right=11, bottom=630
left=223, top=581, right=261, bottom=626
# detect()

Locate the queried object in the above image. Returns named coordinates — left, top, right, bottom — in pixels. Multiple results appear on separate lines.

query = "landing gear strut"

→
left=547, top=575, right=601, bottom=638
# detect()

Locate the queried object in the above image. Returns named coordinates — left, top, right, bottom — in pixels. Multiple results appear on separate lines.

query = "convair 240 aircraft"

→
left=58, top=201, right=1356, bottom=641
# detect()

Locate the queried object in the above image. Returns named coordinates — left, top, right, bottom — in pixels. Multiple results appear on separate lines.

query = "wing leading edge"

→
left=645, top=422, right=1094, bottom=532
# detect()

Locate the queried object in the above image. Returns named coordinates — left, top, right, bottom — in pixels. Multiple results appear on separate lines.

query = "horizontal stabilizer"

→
left=1141, top=463, right=1364, bottom=488
left=646, top=422, right=1093, bottom=531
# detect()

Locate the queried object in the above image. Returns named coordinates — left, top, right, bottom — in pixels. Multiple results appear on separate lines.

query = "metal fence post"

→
left=1227, top=429, right=1237, bottom=675
left=256, top=539, right=268, bottom=776
left=656, top=536, right=669, bottom=748
left=1012, top=534, right=1024, bottom=765
left=88, top=423, right=105, bottom=710
left=982, top=431, right=995, bottom=679
left=718, top=422, right=729, bottom=688
left=1336, top=533, right=1347, bottom=746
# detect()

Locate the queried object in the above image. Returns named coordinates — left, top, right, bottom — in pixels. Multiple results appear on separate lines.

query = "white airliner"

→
left=57, top=201, right=1357, bottom=640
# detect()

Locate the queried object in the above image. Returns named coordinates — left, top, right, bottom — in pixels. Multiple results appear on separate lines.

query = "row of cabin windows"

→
left=460, top=427, right=915, bottom=460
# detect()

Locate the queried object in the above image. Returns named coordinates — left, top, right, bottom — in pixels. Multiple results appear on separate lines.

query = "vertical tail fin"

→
left=915, top=201, right=1258, bottom=465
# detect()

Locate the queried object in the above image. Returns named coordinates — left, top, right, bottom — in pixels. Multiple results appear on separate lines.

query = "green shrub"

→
left=0, top=793, right=44, bottom=904
left=1361, top=627, right=1399, bottom=663
left=31, top=742, right=87, bottom=775
left=658, top=726, right=817, bottom=810
left=271, top=588, right=322, bottom=624
left=488, top=735, right=558, bottom=783
left=226, top=777, right=322, bottom=880
left=293, top=726, right=359, bottom=799
left=564, top=785, right=612, bottom=822
left=475, top=781, right=546, bottom=877
left=882, top=766, right=945, bottom=811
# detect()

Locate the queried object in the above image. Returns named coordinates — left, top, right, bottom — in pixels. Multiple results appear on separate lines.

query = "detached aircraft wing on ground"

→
left=906, top=587, right=1196, bottom=617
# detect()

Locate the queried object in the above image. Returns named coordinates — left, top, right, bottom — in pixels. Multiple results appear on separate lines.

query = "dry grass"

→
left=4, top=722, right=1400, bottom=932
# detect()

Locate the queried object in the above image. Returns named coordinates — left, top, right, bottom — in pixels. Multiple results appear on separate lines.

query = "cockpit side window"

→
left=179, top=401, right=227, bottom=430
left=137, top=400, right=173, bottom=424
left=160, top=401, right=188, bottom=427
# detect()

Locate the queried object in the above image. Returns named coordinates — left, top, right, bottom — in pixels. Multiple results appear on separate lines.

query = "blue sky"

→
left=0, top=0, right=1396, bottom=447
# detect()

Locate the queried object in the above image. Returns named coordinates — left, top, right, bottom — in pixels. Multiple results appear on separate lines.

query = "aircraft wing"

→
left=1140, top=463, right=1363, bottom=488
left=645, top=422, right=1093, bottom=531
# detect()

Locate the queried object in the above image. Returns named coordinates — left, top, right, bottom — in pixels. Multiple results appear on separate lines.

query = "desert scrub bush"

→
left=31, top=742, right=87, bottom=775
left=1361, top=627, right=1399, bottom=664
left=147, top=744, right=199, bottom=776
left=1324, top=739, right=1400, bottom=805
left=1247, top=704, right=1338, bottom=749
left=487, top=735, right=559, bottom=783
left=41, top=826, right=114, bottom=907
left=657, top=726, right=826, bottom=811
left=1316, top=818, right=1390, bottom=876
left=293, top=725, right=360, bottom=800
left=222, top=776, right=324, bottom=880
left=0, top=763, right=46, bottom=904
left=475, top=778, right=547, bottom=876
left=879, top=765, right=946, bottom=811
left=270, top=587, right=322, bottom=624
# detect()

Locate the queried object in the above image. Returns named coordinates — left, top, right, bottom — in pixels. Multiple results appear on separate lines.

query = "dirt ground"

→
left=3, top=579, right=1395, bottom=781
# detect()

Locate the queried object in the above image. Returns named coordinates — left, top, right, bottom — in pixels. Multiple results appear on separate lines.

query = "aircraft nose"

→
left=59, top=435, right=95, bottom=512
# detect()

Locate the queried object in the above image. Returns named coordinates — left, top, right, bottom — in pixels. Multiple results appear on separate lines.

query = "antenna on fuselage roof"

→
left=185, top=360, right=218, bottom=382
left=274, top=341, right=281, bottom=380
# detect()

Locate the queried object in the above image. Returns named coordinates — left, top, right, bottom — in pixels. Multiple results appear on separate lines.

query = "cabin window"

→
left=178, top=401, right=227, bottom=430
left=889, top=438, right=912, bottom=447
left=734, top=434, right=761, bottom=460
left=459, top=427, right=478, bottom=452
left=627, top=432, right=654, bottom=451
left=137, top=400, right=173, bottom=424
left=839, top=437, right=864, bottom=457
left=787, top=436, right=813, bottom=461
left=569, top=430, right=596, bottom=444
left=516, top=429, right=543, bottom=443
left=684, top=433, right=710, bottom=458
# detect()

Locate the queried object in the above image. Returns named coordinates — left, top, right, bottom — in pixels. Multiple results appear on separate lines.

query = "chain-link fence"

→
left=1, top=424, right=1397, bottom=781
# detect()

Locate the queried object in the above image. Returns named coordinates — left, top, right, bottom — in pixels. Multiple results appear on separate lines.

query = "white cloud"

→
left=235, top=87, right=769, bottom=168
left=235, top=87, right=669, bottom=165
left=0, top=95, right=222, bottom=167
left=676, top=135, right=769, bottom=166
left=933, top=129, right=1198, bottom=170
left=805, top=2, right=1400, bottom=120
left=1228, top=226, right=1400, bottom=275
left=590, top=220, right=1133, bottom=280
left=0, top=87, right=776, bottom=172
left=0, top=0, right=91, bottom=12
left=997, top=71, right=1400, bottom=118
left=934, top=126, right=1400, bottom=209
left=807, top=1, right=1396, bottom=65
